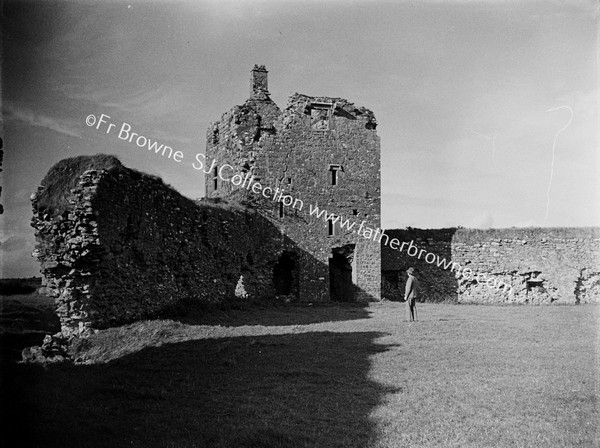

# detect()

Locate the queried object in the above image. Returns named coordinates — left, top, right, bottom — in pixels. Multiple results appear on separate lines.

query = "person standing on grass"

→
left=404, top=267, right=420, bottom=322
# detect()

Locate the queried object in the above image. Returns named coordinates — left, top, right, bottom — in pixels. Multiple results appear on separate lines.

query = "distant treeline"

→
left=0, top=277, right=42, bottom=295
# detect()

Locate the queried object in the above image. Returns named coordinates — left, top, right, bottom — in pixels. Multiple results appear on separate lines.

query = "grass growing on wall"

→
left=2, top=302, right=598, bottom=448
left=36, top=154, right=124, bottom=217
left=452, top=227, right=600, bottom=244
left=35, top=153, right=195, bottom=219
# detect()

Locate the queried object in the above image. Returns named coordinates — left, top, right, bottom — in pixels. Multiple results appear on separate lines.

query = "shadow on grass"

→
left=166, top=299, right=372, bottom=328
left=2, top=331, right=397, bottom=448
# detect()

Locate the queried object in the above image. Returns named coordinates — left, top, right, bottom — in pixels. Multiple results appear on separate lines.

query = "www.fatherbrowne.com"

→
left=207, top=157, right=510, bottom=295
left=308, top=203, right=512, bottom=295
left=84, top=111, right=508, bottom=295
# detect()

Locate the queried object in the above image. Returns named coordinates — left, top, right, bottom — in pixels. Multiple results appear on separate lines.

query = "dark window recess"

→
left=352, top=209, right=358, bottom=216
left=328, top=218, right=335, bottom=236
left=526, top=273, right=545, bottom=293
left=273, top=251, right=297, bottom=296
left=286, top=177, right=292, bottom=185
left=213, top=166, right=218, bottom=191
left=383, top=270, right=400, bottom=290
left=279, top=202, right=284, bottom=218
left=329, top=164, right=342, bottom=186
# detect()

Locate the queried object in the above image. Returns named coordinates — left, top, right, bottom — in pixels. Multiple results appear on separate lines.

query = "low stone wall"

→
left=452, top=228, right=600, bottom=304
left=382, top=227, right=600, bottom=304
left=31, top=155, right=289, bottom=345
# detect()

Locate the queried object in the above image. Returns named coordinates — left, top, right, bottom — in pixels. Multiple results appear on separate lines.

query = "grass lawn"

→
left=0, top=293, right=60, bottom=363
left=1, top=302, right=598, bottom=447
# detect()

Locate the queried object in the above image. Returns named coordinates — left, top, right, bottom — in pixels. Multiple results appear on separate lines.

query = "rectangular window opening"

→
left=329, top=164, right=342, bottom=186
left=328, top=217, right=336, bottom=237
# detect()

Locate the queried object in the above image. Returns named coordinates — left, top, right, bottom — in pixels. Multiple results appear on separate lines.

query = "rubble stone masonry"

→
left=31, top=155, right=292, bottom=341
left=27, top=66, right=382, bottom=360
left=205, top=65, right=381, bottom=302
left=382, top=227, right=600, bottom=304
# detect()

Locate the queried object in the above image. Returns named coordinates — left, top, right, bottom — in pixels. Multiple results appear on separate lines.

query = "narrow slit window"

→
left=329, top=164, right=342, bottom=186
left=328, top=217, right=335, bottom=236
left=213, top=166, right=218, bottom=191
left=279, top=202, right=284, bottom=218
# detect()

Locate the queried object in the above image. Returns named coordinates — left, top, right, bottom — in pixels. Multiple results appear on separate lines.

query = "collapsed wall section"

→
left=31, top=155, right=288, bottom=341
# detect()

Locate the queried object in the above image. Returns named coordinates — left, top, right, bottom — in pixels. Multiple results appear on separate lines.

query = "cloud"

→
left=66, top=83, right=191, bottom=116
left=1, top=189, right=32, bottom=208
left=5, top=101, right=82, bottom=138
left=465, top=213, right=494, bottom=229
left=1, top=248, right=39, bottom=278
left=63, top=83, right=195, bottom=144
left=382, top=192, right=471, bottom=208
left=1, top=236, right=29, bottom=253
left=514, top=219, right=538, bottom=228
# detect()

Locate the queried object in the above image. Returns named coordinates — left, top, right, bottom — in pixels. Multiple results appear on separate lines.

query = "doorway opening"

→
left=329, top=244, right=355, bottom=302
left=273, top=251, right=298, bottom=298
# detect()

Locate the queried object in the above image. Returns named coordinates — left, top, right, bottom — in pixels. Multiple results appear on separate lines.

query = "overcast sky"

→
left=2, top=0, right=598, bottom=277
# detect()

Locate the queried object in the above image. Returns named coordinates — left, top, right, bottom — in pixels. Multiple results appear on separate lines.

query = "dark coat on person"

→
left=404, top=274, right=420, bottom=301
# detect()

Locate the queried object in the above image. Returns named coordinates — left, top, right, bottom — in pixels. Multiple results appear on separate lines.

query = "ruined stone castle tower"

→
left=205, top=65, right=381, bottom=302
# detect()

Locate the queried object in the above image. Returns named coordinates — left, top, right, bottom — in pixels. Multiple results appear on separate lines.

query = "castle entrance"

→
left=273, top=251, right=298, bottom=297
left=329, top=245, right=355, bottom=302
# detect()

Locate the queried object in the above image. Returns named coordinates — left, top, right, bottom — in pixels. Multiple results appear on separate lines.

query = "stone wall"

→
left=452, top=228, right=600, bottom=304
left=205, top=66, right=381, bottom=302
left=31, top=155, right=295, bottom=342
left=382, top=227, right=600, bottom=304
left=381, top=228, right=458, bottom=302
left=0, top=136, right=4, bottom=214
